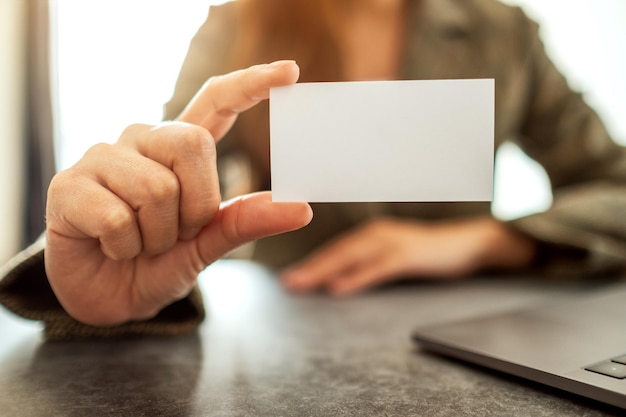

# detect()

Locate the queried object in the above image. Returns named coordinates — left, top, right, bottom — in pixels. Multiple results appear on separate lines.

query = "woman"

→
left=165, top=0, right=626, bottom=295
left=1, top=0, right=624, bottom=338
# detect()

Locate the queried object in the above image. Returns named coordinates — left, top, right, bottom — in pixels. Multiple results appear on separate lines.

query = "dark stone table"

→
left=0, top=260, right=622, bottom=416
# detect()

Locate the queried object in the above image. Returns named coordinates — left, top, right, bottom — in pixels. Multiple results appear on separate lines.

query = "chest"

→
left=338, top=12, right=406, bottom=81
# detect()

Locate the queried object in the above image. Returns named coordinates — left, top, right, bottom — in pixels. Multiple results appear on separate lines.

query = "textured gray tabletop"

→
left=0, top=260, right=622, bottom=416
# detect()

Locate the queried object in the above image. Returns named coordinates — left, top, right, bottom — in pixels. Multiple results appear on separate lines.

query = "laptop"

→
left=412, top=280, right=626, bottom=409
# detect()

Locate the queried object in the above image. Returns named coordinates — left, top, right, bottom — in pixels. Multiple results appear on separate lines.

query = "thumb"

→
left=195, top=192, right=312, bottom=267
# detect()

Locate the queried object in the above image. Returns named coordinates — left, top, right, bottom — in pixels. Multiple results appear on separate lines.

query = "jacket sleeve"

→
left=507, top=13, right=626, bottom=276
left=0, top=236, right=206, bottom=340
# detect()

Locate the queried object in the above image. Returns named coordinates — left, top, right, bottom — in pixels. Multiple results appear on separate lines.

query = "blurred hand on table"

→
left=281, top=216, right=536, bottom=295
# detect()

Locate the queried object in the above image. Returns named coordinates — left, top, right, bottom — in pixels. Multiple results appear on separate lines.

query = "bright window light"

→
left=52, top=0, right=222, bottom=171
left=499, top=0, right=626, bottom=145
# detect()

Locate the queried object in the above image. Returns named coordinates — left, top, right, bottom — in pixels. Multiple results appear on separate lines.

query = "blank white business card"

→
left=270, top=79, right=494, bottom=202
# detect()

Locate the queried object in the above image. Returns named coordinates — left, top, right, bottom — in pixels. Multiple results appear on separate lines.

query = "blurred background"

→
left=1, top=0, right=625, bottom=264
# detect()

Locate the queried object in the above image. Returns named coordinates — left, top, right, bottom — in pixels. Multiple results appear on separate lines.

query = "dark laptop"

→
left=412, top=281, right=626, bottom=409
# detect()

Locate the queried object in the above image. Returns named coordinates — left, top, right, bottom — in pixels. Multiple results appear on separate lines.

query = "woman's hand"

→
left=281, top=216, right=537, bottom=295
left=45, top=61, right=312, bottom=326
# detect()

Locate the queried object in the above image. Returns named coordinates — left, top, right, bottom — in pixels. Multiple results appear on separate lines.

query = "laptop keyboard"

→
left=585, top=355, right=626, bottom=379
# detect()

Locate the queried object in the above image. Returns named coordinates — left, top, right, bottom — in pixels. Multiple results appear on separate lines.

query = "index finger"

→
left=176, top=60, right=300, bottom=141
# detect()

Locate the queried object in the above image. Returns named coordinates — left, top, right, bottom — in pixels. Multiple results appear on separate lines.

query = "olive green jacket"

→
left=1, top=0, right=625, bottom=339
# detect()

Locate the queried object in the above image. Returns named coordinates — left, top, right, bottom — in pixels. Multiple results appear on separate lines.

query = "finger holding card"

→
left=178, top=60, right=300, bottom=140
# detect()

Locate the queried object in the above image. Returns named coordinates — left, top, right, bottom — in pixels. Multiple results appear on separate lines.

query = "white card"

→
left=270, top=79, right=494, bottom=202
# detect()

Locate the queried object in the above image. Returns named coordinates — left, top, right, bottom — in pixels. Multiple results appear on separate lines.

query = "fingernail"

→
left=267, top=60, right=296, bottom=68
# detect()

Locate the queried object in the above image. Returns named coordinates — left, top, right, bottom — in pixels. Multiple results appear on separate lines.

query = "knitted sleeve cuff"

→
left=0, top=237, right=206, bottom=340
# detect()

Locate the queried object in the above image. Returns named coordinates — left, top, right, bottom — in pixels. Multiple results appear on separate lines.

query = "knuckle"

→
left=178, top=125, right=216, bottom=158
left=47, top=170, right=72, bottom=198
left=81, top=142, right=115, bottom=162
left=157, top=122, right=216, bottom=161
left=99, top=207, right=141, bottom=261
left=182, top=193, right=221, bottom=230
left=136, top=172, right=180, bottom=205
left=83, top=142, right=107, bottom=155
left=46, top=169, right=87, bottom=214
left=99, top=205, right=136, bottom=237
left=206, top=74, right=223, bottom=85
left=119, top=123, right=149, bottom=140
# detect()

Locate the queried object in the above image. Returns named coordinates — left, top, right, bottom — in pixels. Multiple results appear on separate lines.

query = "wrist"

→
left=472, top=217, right=537, bottom=271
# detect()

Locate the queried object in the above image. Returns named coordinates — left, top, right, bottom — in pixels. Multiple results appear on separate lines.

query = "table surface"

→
left=0, top=260, right=623, bottom=417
